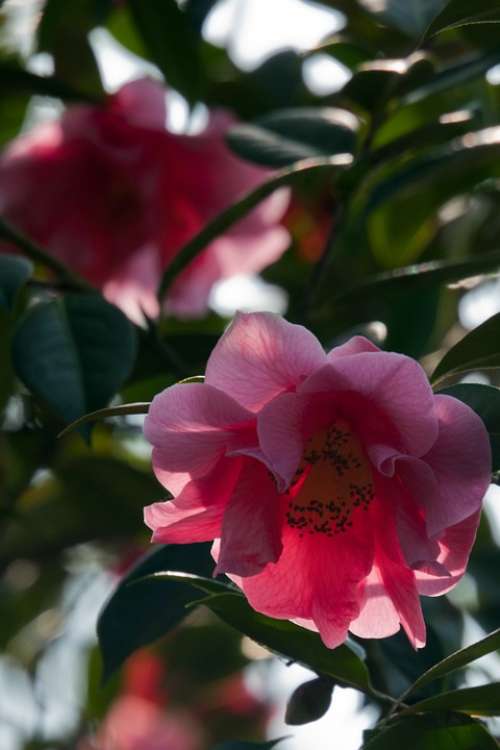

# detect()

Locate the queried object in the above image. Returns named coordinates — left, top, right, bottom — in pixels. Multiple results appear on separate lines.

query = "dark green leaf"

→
left=11, top=294, right=137, bottom=425
left=406, top=682, right=500, bottom=716
left=197, top=592, right=372, bottom=694
left=285, top=677, right=335, bottom=725
left=58, top=402, right=150, bottom=438
left=404, top=628, right=500, bottom=697
left=97, top=545, right=215, bottom=680
left=363, top=713, right=497, bottom=749
left=0, top=254, right=32, bottom=311
left=358, top=0, right=448, bottom=37
left=432, top=313, right=500, bottom=383
left=128, top=0, right=203, bottom=102
left=426, top=0, right=500, bottom=37
left=438, top=384, right=500, bottom=469
left=227, top=108, right=359, bottom=168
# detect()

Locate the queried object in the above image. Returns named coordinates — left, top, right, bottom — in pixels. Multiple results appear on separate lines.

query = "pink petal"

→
left=421, top=394, right=491, bottom=536
left=110, top=77, right=167, bottom=130
left=328, top=336, right=381, bottom=360
left=349, top=565, right=401, bottom=640
left=103, top=244, right=160, bottom=325
left=205, top=312, right=326, bottom=411
left=145, top=457, right=242, bottom=543
left=372, top=485, right=426, bottom=649
left=300, top=352, right=438, bottom=457
left=256, top=392, right=307, bottom=490
left=415, top=510, right=481, bottom=596
left=235, top=499, right=374, bottom=649
left=215, top=460, right=283, bottom=576
left=144, top=383, right=254, bottom=483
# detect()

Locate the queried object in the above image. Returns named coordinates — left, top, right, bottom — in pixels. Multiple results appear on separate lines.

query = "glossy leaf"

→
left=0, top=254, right=32, bottom=311
left=406, top=682, right=500, bottom=716
left=432, top=313, right=500, bottom=383
left=227, top=108, right=359, bottom=168
left=358, top=0, right=448, bottom=37
left=285, top=677, right=335, bottom=725
left=438, top=384, right=500, bottom=469
left=198, top=593, right=372, bottom=694
left=363, top=713, right=498, bottom=749
left=97, top=545, right=215, bottom=680
left=128, top=0, right=203, bottom=102
left=426, top=0, right=500, bottom=37
left=11, top=294, right=137, bottom=425
left=404, top=628, right=500, bottom=697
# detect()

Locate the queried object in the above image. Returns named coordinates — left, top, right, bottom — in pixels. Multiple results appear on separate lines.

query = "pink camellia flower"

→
left=0, top=79, right=289, bottom=322
left=143, top=313, right=491, bottom=649
left=78, top=695, right=202, bottom=750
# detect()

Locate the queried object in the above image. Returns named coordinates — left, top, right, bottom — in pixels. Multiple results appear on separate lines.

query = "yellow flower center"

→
left=286, top=419, right=374, bottom=537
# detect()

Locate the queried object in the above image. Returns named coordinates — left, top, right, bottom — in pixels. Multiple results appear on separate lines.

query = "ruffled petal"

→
left=415, top=510, right=481, bottom=596
left=328, top=336, right=381, bottom=360
left=144, top=457, right=242, bottom=543
left=215, top=460, right=283, bottom=576
left=256, top=392, right=307, bottom=490
left=205, top=312, right=326, bottom=411
left=421, top=394, right=491, bottom=536
left=372, top=486, right=426, bottom=649
left=349, top=565, right=401, bottom=640
left=145, top=383, right=254, bottom=484
left=300, top=352, right=438, bottom=457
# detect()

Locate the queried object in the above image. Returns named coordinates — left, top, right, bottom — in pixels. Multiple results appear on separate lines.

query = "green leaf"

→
left=158, top=156, right=352, bottom=302
left=364, top=129, right=500, bottom=267
left=363, top=713, right=498, bottom=749
left=426, top=0, right=500, bottom=37
left=432, top=313, right=500, bottom=383
left=438, top=384, right=500, bottom=469
left=227, top=108, right=359, bottom=168
left=285, top=677, right=335, bottom=725
left=0, top=254, right=32, bottom=311
left=128, top=0, right=203, bottom=102
left=404, top=628, right=500, bottom=697
left=405, top=682, right=500, bottom=717
left=97, top=545, right=215, bottom=680
left=57, top=402, right=150, bottom=438
left=11, top=294, right=137, bottom=425
left=358, top=0, right=448, bottom=37
left=197, top=592, right=372, bottom=694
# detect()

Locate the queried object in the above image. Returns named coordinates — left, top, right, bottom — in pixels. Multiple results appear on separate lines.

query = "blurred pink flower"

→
left=0, top=79, right=289, bottom=322
left=144, top=312, right=491, bottom=649
left=79, top=695, right=202, bottom=750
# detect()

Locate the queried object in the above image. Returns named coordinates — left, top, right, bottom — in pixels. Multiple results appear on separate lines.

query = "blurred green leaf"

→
left=58, top=402, right=150, bottom=438
left=0, top=310, right=13, bottom=414
left=404, top=628, right=500, bottom=697
left=129, top=0, right=203, bottom=102
left=358, top=0, right=448, bottom=36
left=37, top=0, right=109, bottom=96
left=426, top=0, right=500, bottom=37
left=432, top=313, right=500, bottom=382
left=406, top=682, right=500, bottom=716
left=11, top=294, right=137, bottom=426
left=285, top=677, right=335, bottom=725
left=438, top=384, right=500, bottom=469
left=97, top=544, right=215, bottom=680
left=363, top=713, right=497, bottom=749
left=0, top=254, right=32, bottom=311
left=227, top=108, right=359, bottom=168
